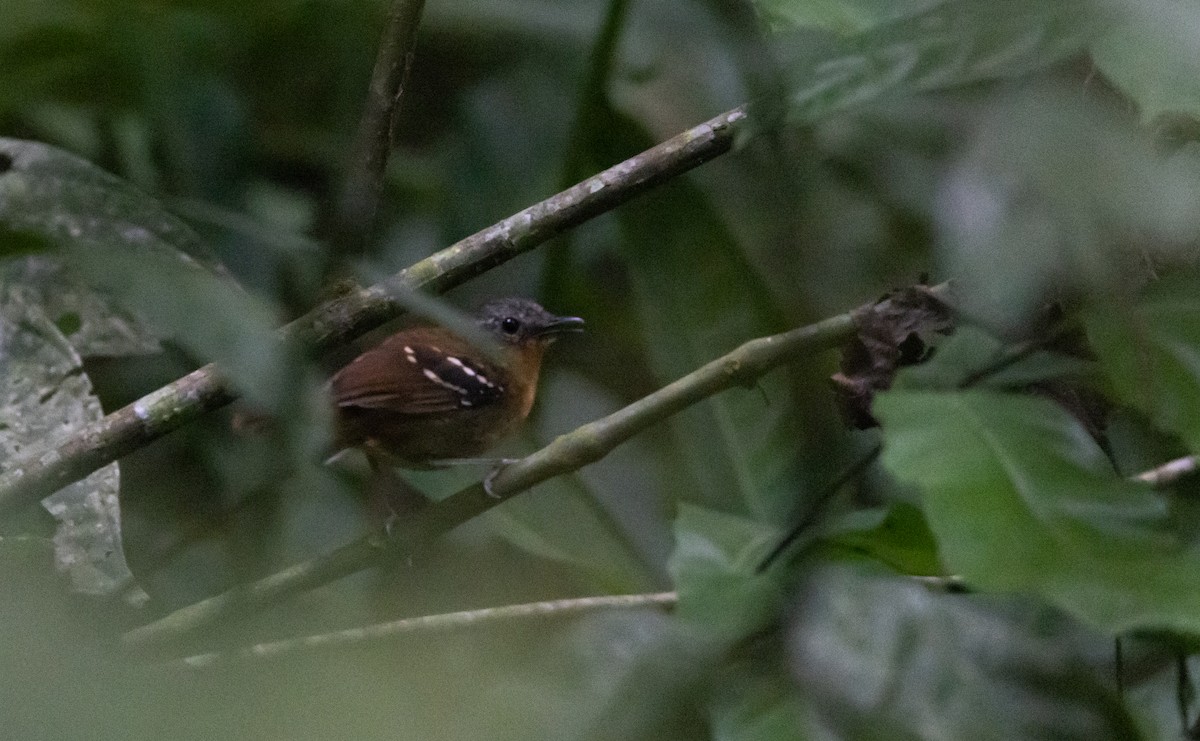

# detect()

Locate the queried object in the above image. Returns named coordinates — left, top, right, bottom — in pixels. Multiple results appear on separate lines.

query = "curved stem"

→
left=179, top=591, right=677, bottom=667
left=331, top=0, right=428, bottom=256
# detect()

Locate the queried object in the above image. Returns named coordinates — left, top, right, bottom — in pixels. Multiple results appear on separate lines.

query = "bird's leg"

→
left=428, top=457, right=518, bottom=499
left=364, top=445, right=429, bottom=534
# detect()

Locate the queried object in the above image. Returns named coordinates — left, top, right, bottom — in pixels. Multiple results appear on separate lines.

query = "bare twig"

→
left=123, top=300, right=857, bottom=649
left=178, top=591, right=677, bottom=667
left=0, top=105, right=748, bottom=519
left=332, top=0, right=428, bottom=254
left=1136, top=455, right=1200, bottom=489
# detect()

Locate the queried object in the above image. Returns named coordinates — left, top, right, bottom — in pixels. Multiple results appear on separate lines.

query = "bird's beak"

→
left=536, top=315, right=586, bottom=338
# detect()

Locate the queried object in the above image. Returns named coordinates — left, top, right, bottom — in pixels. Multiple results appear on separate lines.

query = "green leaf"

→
left=825, top=503, right=943, bottom=576
left=788, top=562, right=1137, bottom=740
left=0, top=138, right=292, bottom=409
left=877, top=388, right=1200, bottom=635
left=1091, top=0, right=1200, bottom=122
left=1086, top=273, right=1200, bottom=453
left=669, top=504, right=784, bottom=642
left=771, top=0, right=1101, bottom=127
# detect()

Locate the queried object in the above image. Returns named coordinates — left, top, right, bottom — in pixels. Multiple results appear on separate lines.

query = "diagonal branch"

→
left=0, top=105, right=748, bottom=519
left=123, top=301, right=860, bottom=649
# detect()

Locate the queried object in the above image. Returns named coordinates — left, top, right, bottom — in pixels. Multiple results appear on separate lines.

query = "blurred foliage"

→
left=4, top=0, right=1200, bottom=738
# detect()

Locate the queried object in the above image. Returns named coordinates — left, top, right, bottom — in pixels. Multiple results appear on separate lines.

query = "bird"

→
left=330, top=297, right=584, bottom=474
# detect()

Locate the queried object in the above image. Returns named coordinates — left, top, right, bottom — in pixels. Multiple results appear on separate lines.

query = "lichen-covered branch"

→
left=180, top=592, right=677, bottom=667
left=0, top=105, right=748, bottom=518
left=123, top=302, right=856, bottom=649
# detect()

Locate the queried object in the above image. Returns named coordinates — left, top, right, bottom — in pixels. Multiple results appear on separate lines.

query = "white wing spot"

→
left=423, top=367, right=467, bottom=394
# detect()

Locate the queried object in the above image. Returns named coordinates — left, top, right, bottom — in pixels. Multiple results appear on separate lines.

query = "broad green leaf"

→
left=877, top=389, right=1200, bottom=635
left=1091, top=0, right=1200, bottom=122
left=771, top=0, right=1102, bottom=127
left=669, top=504, right=784, bottom=641
left=787, top=562, right=1137, bottom=740
left=0, top=138, right=291, bottom=409
left=0, top=287, right=137, bottom=598
left=1086, top=274, right=1200, bottom=453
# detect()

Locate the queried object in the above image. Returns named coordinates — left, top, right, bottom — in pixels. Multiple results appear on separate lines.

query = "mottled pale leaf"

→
left=0, top=286, right=137, bottom=597
left=0, top=138, right=289, bottom=408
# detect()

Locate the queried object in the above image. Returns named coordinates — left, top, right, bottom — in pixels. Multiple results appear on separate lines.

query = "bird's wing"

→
left=331, top=336, right=505, bottom=415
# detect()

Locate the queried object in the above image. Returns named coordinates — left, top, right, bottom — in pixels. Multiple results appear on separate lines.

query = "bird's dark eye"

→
left=501, top=317, right=521, bottom=334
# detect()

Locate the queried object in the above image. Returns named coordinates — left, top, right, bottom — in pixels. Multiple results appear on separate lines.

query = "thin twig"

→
left=1136, top=455, right=1200, bottom=489
left=331, top=0, right=427, bottom=255
left=755, top=444, right=882, bottom=573
left=0, top=106, right=749, bottom=519
left=123, top=299, right=859, bottom=649
left=178, top=591, right=677, bottom=668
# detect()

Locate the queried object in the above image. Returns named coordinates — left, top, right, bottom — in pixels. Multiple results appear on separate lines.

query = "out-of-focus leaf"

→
left=1086, top=273, right=1200, bottom=453
left=893, top=324, right=1098, bottom=392
left=787, top=562, right=1137, bottom=740
left=486, top=476, right=655, bottom=593
left=753, top=0, right=939, bottom=34
left=825, top=502, right=943, bottom=576
left=770, top=0, right=1101, bottom=128
left=877, top=388, right=1200, bottom=635
left=612, top=113, right=800, bottom=521
left=0, top=287, right=137, bottom=597
left=0, top=138, right=291, bottom=408
left=708, top=663, right=807, bottom=741
left=669, top=504, right=783, bottom=642
left=935, top=90, right=1200, bottom=327
left=1091, top=0, right=1200, bottom=122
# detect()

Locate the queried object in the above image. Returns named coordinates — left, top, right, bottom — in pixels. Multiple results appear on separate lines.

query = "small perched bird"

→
left=331, top=297, right=584, bottom=469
